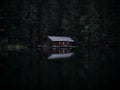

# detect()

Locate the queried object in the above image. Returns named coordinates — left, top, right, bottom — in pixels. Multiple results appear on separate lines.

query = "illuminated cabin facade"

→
left=44, top=36, right=74, bottom=47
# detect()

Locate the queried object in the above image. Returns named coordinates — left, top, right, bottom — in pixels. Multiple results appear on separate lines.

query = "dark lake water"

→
left=0, top=47, right=119, bottom=90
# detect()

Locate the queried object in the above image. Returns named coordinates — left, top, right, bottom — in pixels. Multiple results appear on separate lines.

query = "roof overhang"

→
left=48, top=36, right=74, bottom=42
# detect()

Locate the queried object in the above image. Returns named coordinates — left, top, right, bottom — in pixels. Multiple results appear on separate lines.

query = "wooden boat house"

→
left=44, top=36, right=75, bottom=47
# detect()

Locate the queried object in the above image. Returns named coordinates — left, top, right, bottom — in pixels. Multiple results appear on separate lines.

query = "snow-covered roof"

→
left=48, top=53, right=74, bottom=60
left=48, top=36, right=74, bottom=42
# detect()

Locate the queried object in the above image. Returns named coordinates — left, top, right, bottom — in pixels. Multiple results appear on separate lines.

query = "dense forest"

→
left=0, top=0, right=119, bottom=48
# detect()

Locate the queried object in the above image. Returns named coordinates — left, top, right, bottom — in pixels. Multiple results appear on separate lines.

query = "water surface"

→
left=0, top=47, right=119, bottom=90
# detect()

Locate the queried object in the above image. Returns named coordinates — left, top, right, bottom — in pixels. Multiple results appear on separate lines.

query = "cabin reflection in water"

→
left=43, top=48, right=74, bottom=60
left=48, top=52, right=74, bottom=60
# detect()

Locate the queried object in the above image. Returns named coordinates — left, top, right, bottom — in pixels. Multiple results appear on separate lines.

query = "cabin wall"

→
left=53, top=41, right=73, bottom=46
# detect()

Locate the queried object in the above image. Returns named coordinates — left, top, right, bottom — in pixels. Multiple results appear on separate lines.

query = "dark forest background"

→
left=0, top=0, right=119, bottom=48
